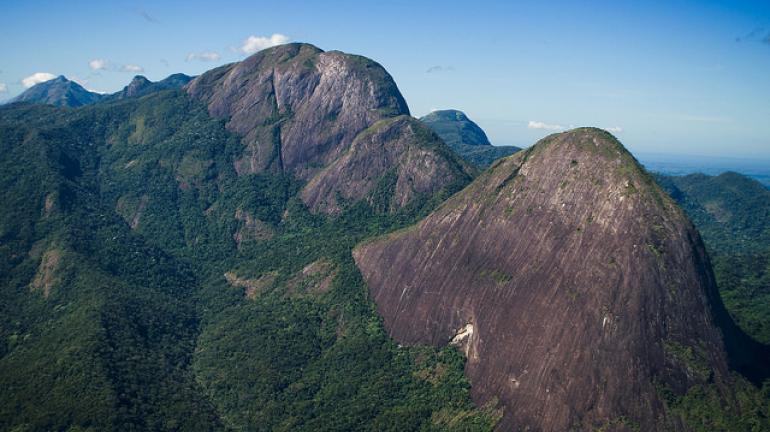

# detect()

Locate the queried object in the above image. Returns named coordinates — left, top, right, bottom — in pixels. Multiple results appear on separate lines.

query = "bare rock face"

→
left=301, top=115, right=473, bottom=214
left=30, top=248, right=62, bottom=298
left=354, top=128, right=735, bottom=431
left=186, top=43, right=470, bottom=213
left=123, top=75, right=153, bottom=98
left=233, top=208, right=273, bottom=248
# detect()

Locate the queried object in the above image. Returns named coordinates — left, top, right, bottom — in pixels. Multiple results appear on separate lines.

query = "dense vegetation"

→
left=0, top=92, right=498, bottom=431
left=650, top=172, right=770, bottom=430
left=656, top=173, right=770, bottom=345
left=1, top=87, right=768, bottom=431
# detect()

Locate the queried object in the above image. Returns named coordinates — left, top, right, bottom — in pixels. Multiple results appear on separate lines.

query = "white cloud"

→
left=605, top=126, right=623, bottom=133
left=186, top=51, right=221, bottom=62
left=0, top=83, right=6, bottom=93
left=22, top=72, right=57, bottom=88
left=120, top=64, right=144, bottom=73
left=528, top=120, right=564, bottom=131
left=240, top=33, right=291, bottom=55
left=89, top=59, right=109, bottom=70
left=90, top=59, right=144, bottom=73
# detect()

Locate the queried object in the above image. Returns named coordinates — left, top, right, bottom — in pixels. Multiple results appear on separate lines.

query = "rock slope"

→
left=186, top=43, right=473, bottom=213
left=354, top=128, right=735, bottom=430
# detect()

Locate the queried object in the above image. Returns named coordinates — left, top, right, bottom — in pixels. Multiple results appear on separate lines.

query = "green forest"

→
left=656, top=173, right=770, bottom=345
left=0, top=91, right=498, bottom=431
left=1, top=90, right=768, bottom=431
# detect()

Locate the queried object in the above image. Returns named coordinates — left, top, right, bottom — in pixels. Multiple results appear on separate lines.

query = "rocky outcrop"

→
left=123, top=76, right=152, bottom=98
left=233, top=208, right=273, bottom=248
left=187, top=43, right=472, bottom=213
left=285, top=259, right=337, bottom=297
left=354, top=128, right=736, bottom=431
left=30, top=248, right=62, bottom=298
left=224, top=271, right=277, bottom=300
left=301, top=115, right=473, bottom=214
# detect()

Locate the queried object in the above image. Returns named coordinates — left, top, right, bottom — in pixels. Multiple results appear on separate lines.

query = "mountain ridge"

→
left=186, top=42, right=474, bottom=214
left=9, top=73, right=195, bottom=108
left=1, top=42, right=768, bottom=432
left=9, top=75, right=103, bottom=107
left=104, top=73, right=193, bottom=101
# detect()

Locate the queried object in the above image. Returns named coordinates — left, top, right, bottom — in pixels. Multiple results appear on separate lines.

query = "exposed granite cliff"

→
left=301, top=115, right=472, bottom=213
left=186, top=43, right=472, bottom=213
left=354, top=128, right=737, bottom=430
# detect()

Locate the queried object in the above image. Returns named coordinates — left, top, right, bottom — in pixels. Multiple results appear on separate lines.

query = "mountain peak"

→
left=419, top=108, right=520, bottom=167
left=420, top=109, right=490, bottom=146
left=354, top=128, right=737, bottom=430
left=10, top=75, right=102, bottom=107
left=185, top=44, right=469, bottom=215
left=105, top=73, right=193, bottom=101
left=130, top=75, right=151, bottom=83
left=124, top=75, right=152, bottom=97
left=423, top=109, right=471, bottom=122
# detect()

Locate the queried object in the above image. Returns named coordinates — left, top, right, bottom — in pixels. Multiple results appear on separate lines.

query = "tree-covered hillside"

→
left=1, top=66, right=768, bottom=431
left=0, top=91, right=499, bottom=431
left=656, top=173, right=770, bottom=345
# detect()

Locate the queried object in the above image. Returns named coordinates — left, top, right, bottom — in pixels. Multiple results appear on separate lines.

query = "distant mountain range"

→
left=9, top=76, right=103, bottom=107
left=640, top=152, right=770, bottom=187
left=103, top=73, right=193, bottom=101
left=8, top=73, right=193, bottom=107
left=419, top=109, right=520, bottom=167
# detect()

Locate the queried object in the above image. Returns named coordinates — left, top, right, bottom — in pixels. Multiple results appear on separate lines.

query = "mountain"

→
left=7, top=74, right=193, bottom=108
left=655, top=172, right=770, bottom=255
left=2, top=41, right=769, bottom=432
left=186, top=43, right=473, bottom=214
left=420, top=109, right=492, bottom=146
left=0, top=44, right=495, bottom=431
left=10, top=75, right=103, bottom=107
left=656, top=172, right=770, bottom=344
left=105, top=73, right=193, bottom=101
left=354, top=128, right=764, bottom=430
left=420, top=109, right=520, bottom=167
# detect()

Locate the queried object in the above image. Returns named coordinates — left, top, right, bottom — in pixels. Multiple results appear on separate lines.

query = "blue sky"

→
left=1, top=0, right=770, bottom=159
